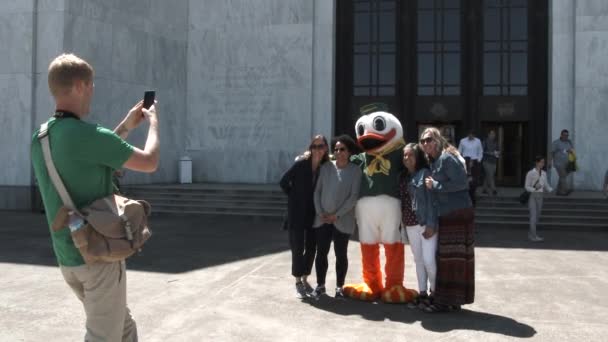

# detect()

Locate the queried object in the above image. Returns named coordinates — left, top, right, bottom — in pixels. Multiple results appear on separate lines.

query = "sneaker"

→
left=295, top=282, right=308, bottom=299
left=335, top=287, right=345, bottom=298
left=311, top=285, right=326, bottom=298
left=301, top=279, right=314, bottom=295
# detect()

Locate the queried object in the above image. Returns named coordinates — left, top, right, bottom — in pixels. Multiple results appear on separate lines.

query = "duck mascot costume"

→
left=343, top=104, right=418, bottom=303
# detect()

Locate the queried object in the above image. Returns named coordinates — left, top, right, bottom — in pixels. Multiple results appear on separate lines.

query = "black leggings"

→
left=288, top=226, right=316, bottom=278
left=314, top=224, right=350, bottom=287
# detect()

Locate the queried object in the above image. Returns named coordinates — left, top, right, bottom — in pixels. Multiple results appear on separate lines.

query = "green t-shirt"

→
left=31, top=117, right=134, bottom=266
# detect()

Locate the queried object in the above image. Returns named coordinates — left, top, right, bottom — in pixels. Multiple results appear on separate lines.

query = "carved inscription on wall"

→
left=195, top=43, right=308, bottom=148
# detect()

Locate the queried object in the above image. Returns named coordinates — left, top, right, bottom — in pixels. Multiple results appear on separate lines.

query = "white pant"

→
left=355, top=195, right=402, bottom=244
left=404, top=224, right=438, bottom=293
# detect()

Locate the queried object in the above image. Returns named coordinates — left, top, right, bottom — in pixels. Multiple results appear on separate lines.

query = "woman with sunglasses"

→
left=280, top=135, right=329, bottom=299
left=311, top=135, right=362, bottom=298
left=419, top=127, right=474, bottom=313
left=399, top=143, right=438, bottom=309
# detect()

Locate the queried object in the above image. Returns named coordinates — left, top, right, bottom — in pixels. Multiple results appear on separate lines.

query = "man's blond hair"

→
left=48, top=53, right=94, bottom=97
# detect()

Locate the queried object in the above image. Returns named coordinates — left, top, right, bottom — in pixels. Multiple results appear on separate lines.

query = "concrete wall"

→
left=186, top=0, right=335, bottom=183
left=0, top=1, right=36, bottom=209
left=56, top=0, right=189, bottom=185
left=550, top=0, right=608, bottom=190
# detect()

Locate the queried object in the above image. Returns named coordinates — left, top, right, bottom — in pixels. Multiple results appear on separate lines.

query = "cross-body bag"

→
left=518, top=170, right=541, bottom=205
left=38, top=119, right=152, bottom=265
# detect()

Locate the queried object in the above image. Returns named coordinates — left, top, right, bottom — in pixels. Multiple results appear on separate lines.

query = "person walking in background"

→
left=280, top=134, right=329, bottom=299
left=400, top=143, right=438, bottom=310
left=551, top=129, right=574, bottom=196
left=31, top=53, right=160, bottom=341
left=482, top=130, right=499, bottom=195
left=458, top=130, right=483, bottom=195
left=311, top=135, right=361, bottom=299
left=420, top=127, right=475, bottom=313
left=525, top=156, right=553, bottom=242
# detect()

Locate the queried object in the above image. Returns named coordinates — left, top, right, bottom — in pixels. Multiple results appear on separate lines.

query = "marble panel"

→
left=62, top=14, right=113, bottom=80
left=549, top=87, right=574, bottom=138
left=574, top=31, right=608, bottom=88
left=189, top=148, right=297, bottom=184
left=38, top=0, right=65, bottom=12
left=65, top=0, right=113, bottom=22
left=148, top=0, right=188, bottom=42
left=551, top=12, right=574, bottom=35
left=188, top=0, right=313, bottom=32
left=575, top=0, right=608, bottom=17
left=149, top=36, right=187, bottom=90
left=110, top=25, right=150, bottom=85
left=34, top=73, right=54, bottom=126
left=576, top=15, right=608, bottom=32
left=35, top=11, right=65, bottom=73
left=106, top=0, right=188, bottom=42
left=187, top=16, right=313, bottom=183
left=551, top=0, right=575, bottom=21
left=311, top=0, right=335, bottom=138
left=0, top=74, right=32, bottom=186
left=0, top=0, right=34, bottom=13
left=573, top=87, right=608, bottom=190
left=0, top=12, right=33, bottom=74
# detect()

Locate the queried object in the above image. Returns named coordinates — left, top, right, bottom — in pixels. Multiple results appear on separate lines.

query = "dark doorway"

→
left=480, top=122, right=528, bottom=186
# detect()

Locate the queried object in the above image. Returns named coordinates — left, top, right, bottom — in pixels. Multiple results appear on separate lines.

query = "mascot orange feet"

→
left=343, top=244, right=382, bottom=301
left=344, top=243, right=417, bottom=303
left=381, top=243, right=418, bottom=303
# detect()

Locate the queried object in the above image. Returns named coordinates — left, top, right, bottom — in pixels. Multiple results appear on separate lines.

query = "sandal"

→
left=407, top=293, right=428, bottom=309
left=424, top=303, right=451, bottom=313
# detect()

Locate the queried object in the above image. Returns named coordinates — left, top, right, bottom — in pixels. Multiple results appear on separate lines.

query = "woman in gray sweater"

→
left=312, top=135, right=362, bottom=298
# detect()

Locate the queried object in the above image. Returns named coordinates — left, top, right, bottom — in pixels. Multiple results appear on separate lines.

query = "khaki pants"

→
left=60, top=261, right=138, bottom=342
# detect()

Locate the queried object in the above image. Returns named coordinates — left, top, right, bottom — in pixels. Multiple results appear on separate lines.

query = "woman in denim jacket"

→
left=399, top=143, right=438, bottom=309
left=420, top=127, right=475, bottom=313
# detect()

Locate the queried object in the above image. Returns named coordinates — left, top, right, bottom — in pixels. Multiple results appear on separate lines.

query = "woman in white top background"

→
left=525, top=156, right=554, bottom=242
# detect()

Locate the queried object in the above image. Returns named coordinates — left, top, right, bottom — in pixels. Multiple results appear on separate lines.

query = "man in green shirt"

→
left=31, top=53, right=160, bottom=341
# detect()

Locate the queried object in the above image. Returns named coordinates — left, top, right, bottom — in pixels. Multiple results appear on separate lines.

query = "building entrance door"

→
left=480, top=122, right=528, bottom=186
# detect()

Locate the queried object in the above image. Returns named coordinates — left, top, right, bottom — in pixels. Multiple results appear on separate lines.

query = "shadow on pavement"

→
left=1, top=211, right=607, bottom=273
left=0, top=212, right=288, bottom=273
left=305, top=295, right=536, bottom=338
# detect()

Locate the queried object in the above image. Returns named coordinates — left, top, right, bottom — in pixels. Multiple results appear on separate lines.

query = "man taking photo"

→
left=31, top=53, right=160, bottom=341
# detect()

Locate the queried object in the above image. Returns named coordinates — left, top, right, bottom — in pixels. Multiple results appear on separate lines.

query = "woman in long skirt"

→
left=420, top=127, right=475, bottom=312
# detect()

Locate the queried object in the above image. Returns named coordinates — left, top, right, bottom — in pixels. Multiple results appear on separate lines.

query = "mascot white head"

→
left=355, top=111, right=404, bottom=155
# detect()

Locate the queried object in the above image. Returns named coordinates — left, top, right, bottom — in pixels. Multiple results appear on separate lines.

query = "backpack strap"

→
left=38, top=121, right=79, bottom=213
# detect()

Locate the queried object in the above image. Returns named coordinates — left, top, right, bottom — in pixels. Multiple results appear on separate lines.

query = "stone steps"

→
left=124, top=184, right=608, bottom=231
left=124, top=183, right=286, bottom=218
left=475, top=194, right=608, bottom=231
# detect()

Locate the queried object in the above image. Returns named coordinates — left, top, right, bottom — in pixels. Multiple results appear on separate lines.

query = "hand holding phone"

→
left=143, top=90, right=156, bottom=110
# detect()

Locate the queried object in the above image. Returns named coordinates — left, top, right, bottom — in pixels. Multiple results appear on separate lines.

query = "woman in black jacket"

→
left=280, top=134, right=329, bottom=299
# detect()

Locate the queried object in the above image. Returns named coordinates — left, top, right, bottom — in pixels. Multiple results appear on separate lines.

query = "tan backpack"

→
left=38, top=121, right=151, bottom=264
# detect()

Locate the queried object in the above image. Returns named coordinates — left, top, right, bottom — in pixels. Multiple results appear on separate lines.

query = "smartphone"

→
left=143, top=90, right=155, bottom=110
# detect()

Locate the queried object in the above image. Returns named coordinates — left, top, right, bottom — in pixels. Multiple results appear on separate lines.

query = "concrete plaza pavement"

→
left=1, top=211, right=607, bottom=341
